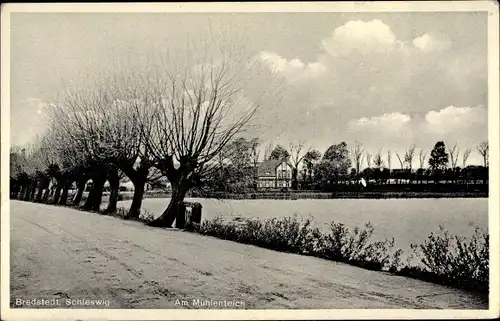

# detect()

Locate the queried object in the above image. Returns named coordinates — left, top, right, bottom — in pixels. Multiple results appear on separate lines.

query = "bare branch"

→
left=351, top=141, right=365, bottom=173
left=477, top=141, right=489, bottom=167
left=448, top=143, right=460, bottom=168
left=419, top=149, right=428, bottom=169
left=365, top=151, right=372, bottom=168
left=462, top=148, right=472, bottom=168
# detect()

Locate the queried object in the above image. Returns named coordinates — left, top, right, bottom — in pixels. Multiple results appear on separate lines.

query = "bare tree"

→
left=419, top=149, right=428, bottom=169
left=396, top=152, right=405, bottom=184
left=48, top=81, right=132, bottom=212
left=248, top=138, right=261, bottom=188
left=404, top=144, right=416, bottom=170
left=404, top=144, right=416, bottom=184
left=12, top=143, right=37, bottom=201
left=365, top=152, right=372, bottom=169
left=373, top=150, right=384, bottom=169
left=350, top=141, right=365, bottom=174
left=220, top=137, right=259, bottom=192
left=249, top=138, right=261, bottom=168
left=263, top=141, right=274, bottom=161
left=462, top=148, right=471, bottom=168
left=387, top=150, right=392, bottom=171
left=95, top=75, right=162, bottom=218
left=448, top=143, right=460, bottom=168
left=396, top=153, right=405, bottom=169
left=140, top=35, right=279, bottom=227
left=289, top=141, right=309, bottom=190
left=477, top=141, right=489, bottom=167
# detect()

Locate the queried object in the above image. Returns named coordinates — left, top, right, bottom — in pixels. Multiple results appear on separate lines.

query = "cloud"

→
left=413, top=33, right=452, bottom=53
left=424, top=105, right=487, bottom=134
left=349, top=112, right=411, bottom=133
left=252, top=17, right=486, bottom=149
left=258, top=51, right=326, bottom=82
left=322, top=19, right=399, bottom=56
left=342, top=106, right=487, bottom=166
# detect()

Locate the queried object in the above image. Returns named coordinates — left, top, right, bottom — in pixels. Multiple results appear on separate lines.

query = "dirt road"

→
left=9, top=201, right=487, bottom=309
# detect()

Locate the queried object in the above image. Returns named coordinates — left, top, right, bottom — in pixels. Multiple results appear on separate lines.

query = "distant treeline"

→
left=207, top=139, right=489, bottom=195
left=193, top=189, right=488, bottom=200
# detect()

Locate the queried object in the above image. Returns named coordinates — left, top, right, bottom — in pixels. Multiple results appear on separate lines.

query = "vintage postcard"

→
left=1, top=2, right=499, bottom=320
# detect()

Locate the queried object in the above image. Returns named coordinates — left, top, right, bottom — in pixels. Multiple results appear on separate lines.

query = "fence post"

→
left=175, top=202, right=186, bottom=229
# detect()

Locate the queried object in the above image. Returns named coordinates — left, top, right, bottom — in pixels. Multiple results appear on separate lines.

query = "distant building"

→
left=257, top=159, right=293, bottom=189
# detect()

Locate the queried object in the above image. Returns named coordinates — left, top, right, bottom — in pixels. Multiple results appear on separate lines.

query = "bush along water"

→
left=193, top=216, right=488, bottom=296
left=401, top=226, right=489, bottom=294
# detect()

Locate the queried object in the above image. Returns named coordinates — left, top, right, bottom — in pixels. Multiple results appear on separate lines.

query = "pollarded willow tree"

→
left=50, top=73, right=160, bottom=215
left=90, top=72, right=162, bottom=218
left=11, top=142, right=41, bottom=201
left=32, top=132, right=62, bottom=204
left=48, top=85, right=124, bottom=212
left=140, top=35, right=279, bottom=227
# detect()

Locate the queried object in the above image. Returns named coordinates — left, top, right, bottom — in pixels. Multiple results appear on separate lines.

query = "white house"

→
left=257, top=159, right=293, bottom=189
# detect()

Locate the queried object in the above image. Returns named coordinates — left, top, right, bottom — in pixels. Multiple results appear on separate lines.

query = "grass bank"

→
left=190, top=216, right=489, bottom=296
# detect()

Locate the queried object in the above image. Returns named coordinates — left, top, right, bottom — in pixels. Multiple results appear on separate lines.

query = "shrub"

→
left=193, top=216, right=488, bottom=295
left=196, top=216, right=399, bottom=270
left=320, top=222, right=400, bottom=271
left=137, top=209, right=156, bottom=224
left=409, top=225, right=489, bottom=293
left=196, top=216, right=325, bottom=254
left=100, top=207, right=128, bottom=219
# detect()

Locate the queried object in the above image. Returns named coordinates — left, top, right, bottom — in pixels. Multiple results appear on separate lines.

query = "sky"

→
left=10, top=12, right=489, bottom=167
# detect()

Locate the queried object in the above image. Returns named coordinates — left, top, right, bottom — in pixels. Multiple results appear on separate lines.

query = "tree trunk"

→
left=83, top=176, right=106, bottom=211
left=92, top=178, right=106, bottom=211
left=106, top=173, right=120, bottom=213
left=48, top=184, right=56, bottom=200
left=148, top=183, right=187, bottom=228
left=42, top=188, right=50, bottom=203
left=23, top=183, right=31, bottom=201
left=53, top=184, right=62, bottom=205
left=29, top=182, right=37, bottom=201
left=73, top=177, right=87, bottom=205
left=11, top=184, right=19, bottom=199
left=126, top=178, right=146, bottom=219
left=35, top=182, right=46, bottom=202
left=291, top=168, right=298, bottom=190
left=58, top=180, right=72, bottom=205
left=19, top=184, right=27, bottom=200
left=20, top=185, right=27, bottom=200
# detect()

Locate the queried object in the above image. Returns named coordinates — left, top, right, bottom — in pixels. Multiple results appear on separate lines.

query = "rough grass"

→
left=99, top=207, right=156, bottom=224
left=193, top=216, right=488, bottom=295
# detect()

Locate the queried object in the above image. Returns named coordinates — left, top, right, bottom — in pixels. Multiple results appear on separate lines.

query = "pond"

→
left=118, top=197, right=488, bottom=259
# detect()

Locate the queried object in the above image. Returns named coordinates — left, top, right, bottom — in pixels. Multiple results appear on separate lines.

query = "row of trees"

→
left=10, top=37, right=278, bottom=227
left=206, top=139, right=489, bottom=192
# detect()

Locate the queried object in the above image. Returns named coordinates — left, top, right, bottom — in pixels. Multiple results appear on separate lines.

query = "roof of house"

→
left=257, top=159, right=291, bottom=177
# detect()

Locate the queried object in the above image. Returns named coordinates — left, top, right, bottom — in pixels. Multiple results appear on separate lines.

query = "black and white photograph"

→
left=1, top=2, right=498, bottom=320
